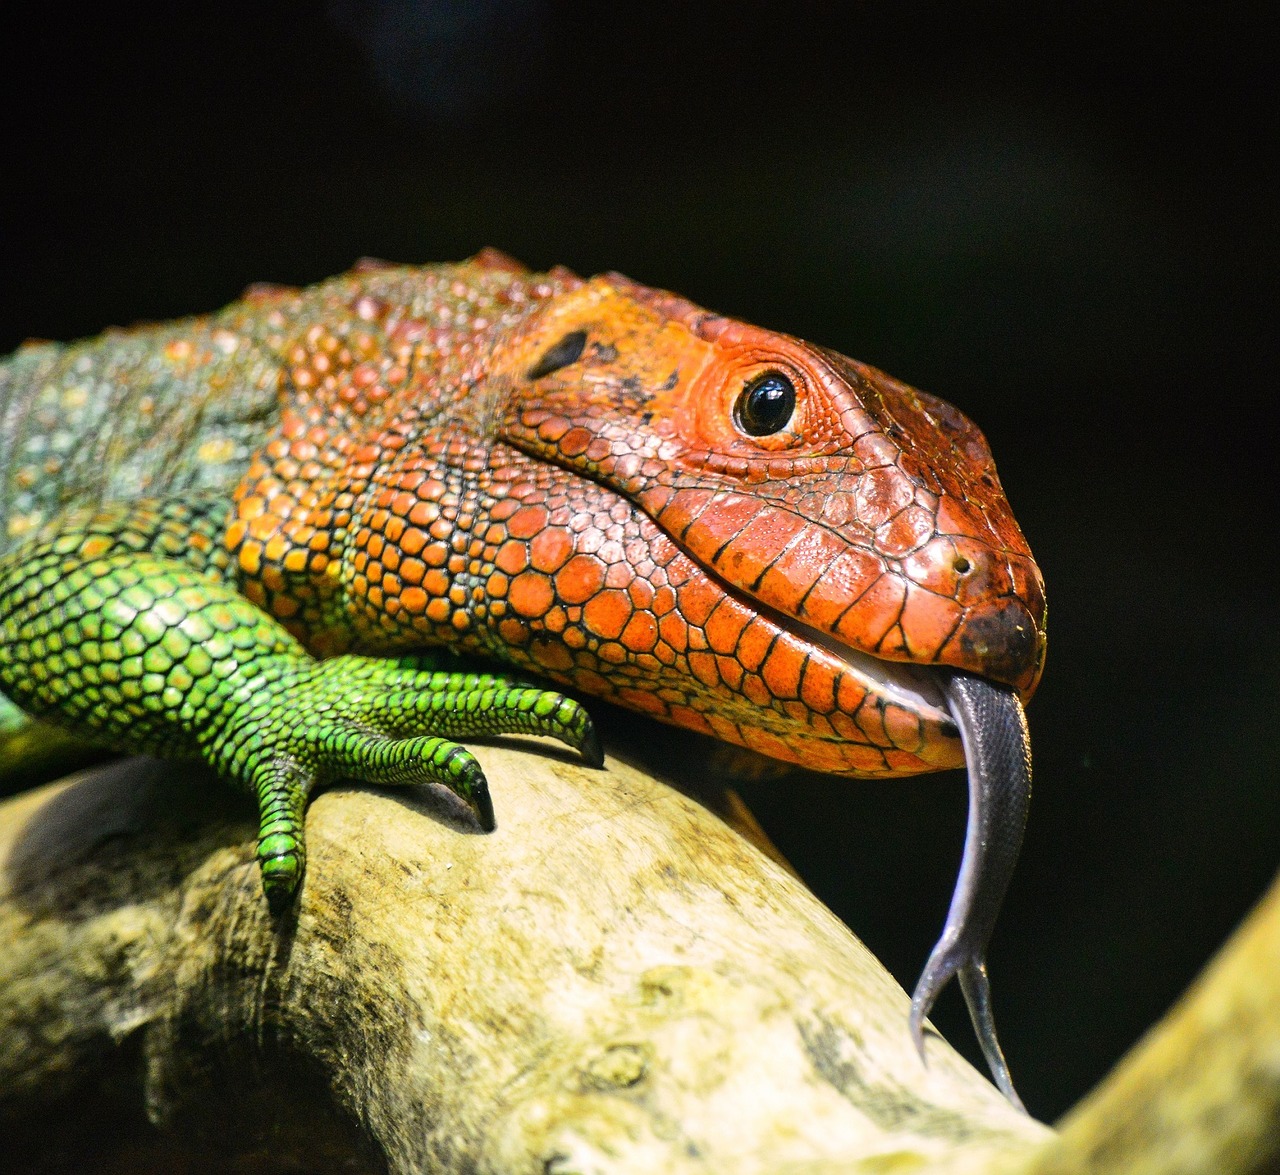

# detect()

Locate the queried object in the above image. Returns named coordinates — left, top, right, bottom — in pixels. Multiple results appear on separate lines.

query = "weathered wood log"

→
left=0, top=744, right=1048, bottom=1172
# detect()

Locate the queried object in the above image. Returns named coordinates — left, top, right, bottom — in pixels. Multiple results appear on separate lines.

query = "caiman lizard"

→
left=0, top=249, right=1047, bottom=1104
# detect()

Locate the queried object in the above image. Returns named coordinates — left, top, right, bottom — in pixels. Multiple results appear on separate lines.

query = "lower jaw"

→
left=714, top=709, right=966, bottom=778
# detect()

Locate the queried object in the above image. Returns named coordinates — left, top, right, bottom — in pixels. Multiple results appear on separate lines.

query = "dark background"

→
left=2, top=0, right=1277, bottom=1128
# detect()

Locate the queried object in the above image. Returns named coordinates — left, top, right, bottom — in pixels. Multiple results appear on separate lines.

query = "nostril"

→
left=953, top=556, right=972, bottom=575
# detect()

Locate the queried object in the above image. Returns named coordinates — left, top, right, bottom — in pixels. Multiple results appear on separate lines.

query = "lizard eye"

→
left=528, top=330, right=587, bottom=379
left=734, top=371, right=796, bottom=436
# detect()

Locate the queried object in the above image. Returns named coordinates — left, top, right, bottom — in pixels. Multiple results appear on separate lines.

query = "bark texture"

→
left=0, top=744, right=1047, bottom=1172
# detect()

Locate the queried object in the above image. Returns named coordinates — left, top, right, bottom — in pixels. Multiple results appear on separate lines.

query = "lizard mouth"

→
left=661, top=531, right=962, bottom=769
left=724, top=570, right=953, bottom=725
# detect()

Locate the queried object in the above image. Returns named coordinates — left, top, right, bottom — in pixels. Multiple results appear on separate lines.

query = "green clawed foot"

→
left=216, top=654, right=603, bottom=908
left=0, top=536, right=603, bottom=914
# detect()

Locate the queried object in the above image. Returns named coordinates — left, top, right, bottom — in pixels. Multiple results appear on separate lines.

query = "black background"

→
left=2, top=0, right=1277, bottom=1128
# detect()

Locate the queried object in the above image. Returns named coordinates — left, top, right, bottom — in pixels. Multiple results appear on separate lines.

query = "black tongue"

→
left=908, top=670, right=1032, bottom=1111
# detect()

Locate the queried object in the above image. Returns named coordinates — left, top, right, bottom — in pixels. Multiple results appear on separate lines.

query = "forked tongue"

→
left=909, top=670, right=1032, bottom=1111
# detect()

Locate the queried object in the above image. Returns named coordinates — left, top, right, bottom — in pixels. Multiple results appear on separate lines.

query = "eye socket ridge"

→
left=734, top=370, right=797, bottom=437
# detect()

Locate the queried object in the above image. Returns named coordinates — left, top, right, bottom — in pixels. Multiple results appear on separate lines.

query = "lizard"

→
left=0, top=248, right=1046, bottom=1104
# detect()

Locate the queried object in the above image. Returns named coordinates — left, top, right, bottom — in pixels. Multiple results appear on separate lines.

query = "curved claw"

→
left=910, top=670, right=1032, bottom=1111
left=579, top=721, right=605, bottom=769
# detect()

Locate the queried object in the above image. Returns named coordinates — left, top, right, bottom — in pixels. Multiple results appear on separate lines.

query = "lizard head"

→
left=491, top=273, right=1046, bottom=776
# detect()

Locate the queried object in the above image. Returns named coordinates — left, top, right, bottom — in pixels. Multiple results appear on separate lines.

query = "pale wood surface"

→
left=0, top=744, right=1047, bottom=1172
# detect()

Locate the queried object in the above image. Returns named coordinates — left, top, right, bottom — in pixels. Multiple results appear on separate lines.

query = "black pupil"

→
left=736, top=372, right=795, bottom=436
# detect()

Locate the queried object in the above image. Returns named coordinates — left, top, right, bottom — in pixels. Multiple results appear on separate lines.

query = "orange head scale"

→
left=491, top=271, right=1046, bottom=1106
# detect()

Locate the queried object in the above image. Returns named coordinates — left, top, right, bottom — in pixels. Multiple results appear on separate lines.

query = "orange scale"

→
left=555, top=554, right=606, bottom=605
left=834, top=574, right=907, bottom=653
left=424, top=542, right=450, bottom=568
left=447, top=584, right=467, bottom=606
left=572, top=667, right=613, bottom=695
left=705, top=713, right=743, bottom=745
left=899, top=586, right=963, bottom=660
left=805, top=713, right=838, bottom=739
left=658, top=613, right=689, bottom=652
left=828, top=711, right=864, bottom=742
left=883, top=749, right=925, bottom=773
left=224, top=519, right=248, bottom=550
left=616, top=687, right=668, bottom=716
left=737, top=624, right=773, bottom=670
left=704, top=603, right=750, bottom=656
left=603, top=561, right=632, bottom=589
left=238, top=542, right=263, bottom=576
left=239, top=494, right=268, bottom=521
left=425, top=597, right=451, bottom=624
left=621, top=611, right=659, bottom=653
left=716, top=655, right=746, bottom=692
left=539, top=411, right=572, bottom=443
left=400, top=527, right=427, bottom=556
left=627, top=579, right=655, bottom=609
left=582, top=590, right=631, bottom=640
left=687, top=651, right=720, bottom=688
left=529, top=640, right=573, bottom=671
left=422, top=569, right=449, bottom=597
left=740, top=727, right=795, bottom=764
left=529, top=527, right=574, bottom=573
left=853, top=696, right=890, bottom=745
left=597, top=641, right=628, bottom=664
left=798, top=660, right=838, bottom=714
left=651, top=585, right=676, bottom=616
left=883, top=706, right=925, bottom=753
left=875, top=623, right=908, bottom=659
left=507, top=506, right=549, bottom=540
left=653, top=642, right=676, bottom=666
left=760, top=646, right=804, bottom=700
left=741, top=675, right=773, bottom=707
left=509, top=572, right=555, bottom=619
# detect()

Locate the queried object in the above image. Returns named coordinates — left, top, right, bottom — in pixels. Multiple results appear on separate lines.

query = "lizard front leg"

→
left=0, top=504, right=601, bottom=908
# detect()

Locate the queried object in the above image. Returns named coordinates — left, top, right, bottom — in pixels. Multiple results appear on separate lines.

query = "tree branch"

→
left=0, top=745, right=1046, bottom=1172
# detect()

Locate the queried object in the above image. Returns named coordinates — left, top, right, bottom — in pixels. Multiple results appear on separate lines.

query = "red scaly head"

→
left=490, top=273, right=1046, bottom=778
